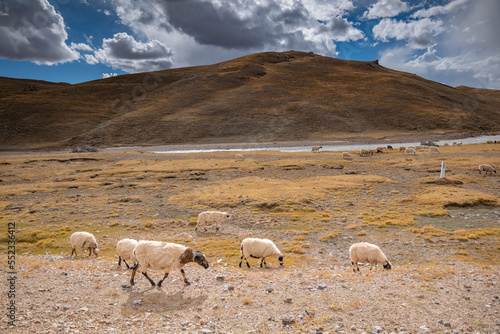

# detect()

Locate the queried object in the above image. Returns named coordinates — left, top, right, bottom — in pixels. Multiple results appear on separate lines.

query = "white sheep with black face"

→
left=239, top=238, right=284, bottom=268
left=70, top=232, right=99, bottom=257
left=116, top=238, right=138, bottom=269
left=195, top=211, right=230, bottom=232
left=349, top=242, right=391, bottom=272
left=129, top=240, right=209, bottom=287
left=478, top=164, right=496, bottom=175
left=311, top=146, right=322, bottom=153
left=342, top=152, right=353, bottom=160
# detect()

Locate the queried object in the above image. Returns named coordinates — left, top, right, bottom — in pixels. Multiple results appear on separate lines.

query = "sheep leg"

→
left=118, top=256, right=122, bottom=267
left=71, top=248, right=77, bottom=257
left=141, top=271, right=156, bottom=286
left=157, top=273, right=169, bottom=287
left=123, top=259, right=130, bottom=269
left=88, top=248, right=92, bottom=256
left=181, top=269, right=191, bottom=285
left=130, top=266, right=138, bottom=286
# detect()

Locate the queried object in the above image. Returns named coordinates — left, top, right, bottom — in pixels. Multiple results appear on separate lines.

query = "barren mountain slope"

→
left=1, top=51, right=499, bottom=150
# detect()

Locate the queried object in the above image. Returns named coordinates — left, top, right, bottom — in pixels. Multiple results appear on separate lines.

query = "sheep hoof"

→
left=185, top=281, right=191, bottom=286
left=122, top=284, right=132, bottom=289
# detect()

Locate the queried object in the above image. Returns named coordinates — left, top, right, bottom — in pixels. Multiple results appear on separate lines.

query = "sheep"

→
left=195, top=210, right=230, bottom=232
left=116, top=238, right=138, bottom=269
left=478, top=164, right=496, bottom=175
left=405, top=147, right=416, bottom=155
left=486, top=141, right=494, bottom=144
left=429, top=146, right=440, bottom=154
left=235, top=154, right=245, bottom=161
left=349, top=242, right=391, bottom=272
left=70, top=232, right=99, bottom=257
left=129, top=240, right=209, bottom=286
left=342, top=152, right=352, bottom=160
left=386, top=145, right=393, bottom=150
left=375, top=146, right=385, bottom=154
left=239, top=238, right=284, bottom=268
left=359, top=149, right=372, bottom=157
left=399, top=146, right=406, bottom=152
left=311, top=146, right=323, bottom=153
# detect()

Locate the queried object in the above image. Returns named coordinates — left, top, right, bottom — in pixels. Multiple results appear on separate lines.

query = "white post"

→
left=440, top=161, right=446, bottom=178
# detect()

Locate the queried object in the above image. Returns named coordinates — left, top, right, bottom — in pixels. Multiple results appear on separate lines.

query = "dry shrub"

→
left=413, top=187, right=498, bottom=207
left=319, top=230, right=341, bottom=242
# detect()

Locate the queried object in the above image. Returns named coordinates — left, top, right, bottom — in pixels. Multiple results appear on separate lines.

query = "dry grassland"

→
left=1, top=143, right=499, bottom=333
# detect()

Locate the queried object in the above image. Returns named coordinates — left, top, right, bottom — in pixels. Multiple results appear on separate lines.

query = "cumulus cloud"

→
left=412, top=0, right=471, bottom=18
left=112, top=0, right=364, bottom=65
left=377, top=0, right=500, bottom=89
left=94, top=32, right=174, bottom=73
left=373, top=18, right=444, bottom=49
left=0, top=0, right=79, bottom=64
left=362, top=0, right=410, bottom=20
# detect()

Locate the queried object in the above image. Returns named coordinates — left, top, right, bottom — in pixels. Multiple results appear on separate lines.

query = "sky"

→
left=0, top=0, right=499, bottom=89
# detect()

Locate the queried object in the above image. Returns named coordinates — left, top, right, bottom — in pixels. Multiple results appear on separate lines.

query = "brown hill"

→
left=1, top=51, right=500, bottom=150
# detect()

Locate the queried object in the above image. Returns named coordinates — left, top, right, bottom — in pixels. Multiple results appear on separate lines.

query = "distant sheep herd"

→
left=66, top=139, right=496, bottom=287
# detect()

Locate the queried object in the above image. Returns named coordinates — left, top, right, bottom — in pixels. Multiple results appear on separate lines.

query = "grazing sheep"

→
left=239, top=238, right=284, bottom=268
left=116, top=238, right=138, bottom=269
left=486, top=141, right=494, bottom=144
left=478, top=164, right=496, bottom=175
left=453, top=141, right=462, bottom=146
left=130, top=241, right=209, bottom=286
left=405, top=147, right=416, bottom=155
left=70, top=232, right=99, bottom=257
left=195, top=211, right=230, bottom=232
left=375, top=147, right=385, bottom=154
left=359, top=149, right=372, bottom=157
left=429, top=146, right=440, bottom=154
left=342, top=152, right=353, bottom=160
left=399, top=146, right=406, bottom=152
left=311, top=146, right=323, bottom=153
left=235, top=154, right=245, bottom=161
left=349, top=242, right=391, bottom=272
left=386, top=145, right=393, bottom=150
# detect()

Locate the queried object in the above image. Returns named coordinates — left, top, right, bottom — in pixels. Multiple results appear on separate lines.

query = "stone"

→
left=282, top=316, right=295, bottom=326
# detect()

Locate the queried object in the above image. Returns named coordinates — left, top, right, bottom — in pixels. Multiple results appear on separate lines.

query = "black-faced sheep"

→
left=70, top=232, right=99, bottom=257
left=129, top=241, right=209, bottom=287
left=311, top=146, right=322, bottom=153
left=359, top=149, right=372, bottom=157
left=116, top=238, right=138, bottom=269
left=195, top=211, right=230, bottom=232
left=478, top=164, right=496, bottom=175
left=405, top=147, right=416, bottom=155
left=239, top=238, right=284, bottom=268
left=429, top=146, right=440, bottom=154
left=349, top=242, right=391, bottom=272
left=342, top=152, right=353, bottom=160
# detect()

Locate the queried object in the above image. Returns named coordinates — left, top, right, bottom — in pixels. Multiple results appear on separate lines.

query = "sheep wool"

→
left=70, top=231, right=99, bottom=257
left=116, top=238, right=138, bottom=269
left=130, top=240, right=209, bottom=287
left=342, top=152, right=352, bottom=160
left=195, top=211, right=230, bottom=232
left=478, top=164, right=496, bottom=175
left=349, top=242, right=391, bottom=272
left=311, top=146, right=322, bottom=153
left=239, top=238, right=284, bottom=268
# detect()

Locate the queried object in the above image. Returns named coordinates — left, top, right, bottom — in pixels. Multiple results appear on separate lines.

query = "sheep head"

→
left=383, top=261, right=392, bottom=270
left=278, top=255, right=284, bottom=266
left=194, top=251, right=209, bottom=269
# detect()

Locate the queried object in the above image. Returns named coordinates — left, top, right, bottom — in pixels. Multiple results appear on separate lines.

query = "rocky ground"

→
left=1, top=141, right=499, bottom=333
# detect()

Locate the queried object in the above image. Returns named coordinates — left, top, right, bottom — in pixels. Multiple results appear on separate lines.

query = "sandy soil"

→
left=1, top=141, right=499, bottom=333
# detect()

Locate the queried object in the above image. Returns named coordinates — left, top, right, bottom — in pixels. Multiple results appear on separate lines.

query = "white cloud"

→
left=0, top=0, right=79, bottom=64
left=412, top=0, right=471, bottom=18
left=111, top=0, right=364, bottom=67
left=373, top=18, right=444, bottom=49
left=362, top=0, right=410, bottom=20
left=70, top=42, right=93, bottom=52
left=84, top=54, right=98, bottom=65
left=94, top=32, right=174, bottom=73
left=102, top=73, right=118, bottom=78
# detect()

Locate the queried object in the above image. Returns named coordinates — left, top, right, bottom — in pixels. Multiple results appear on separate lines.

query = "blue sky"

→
left=0, top=0, right=498, bottom=89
